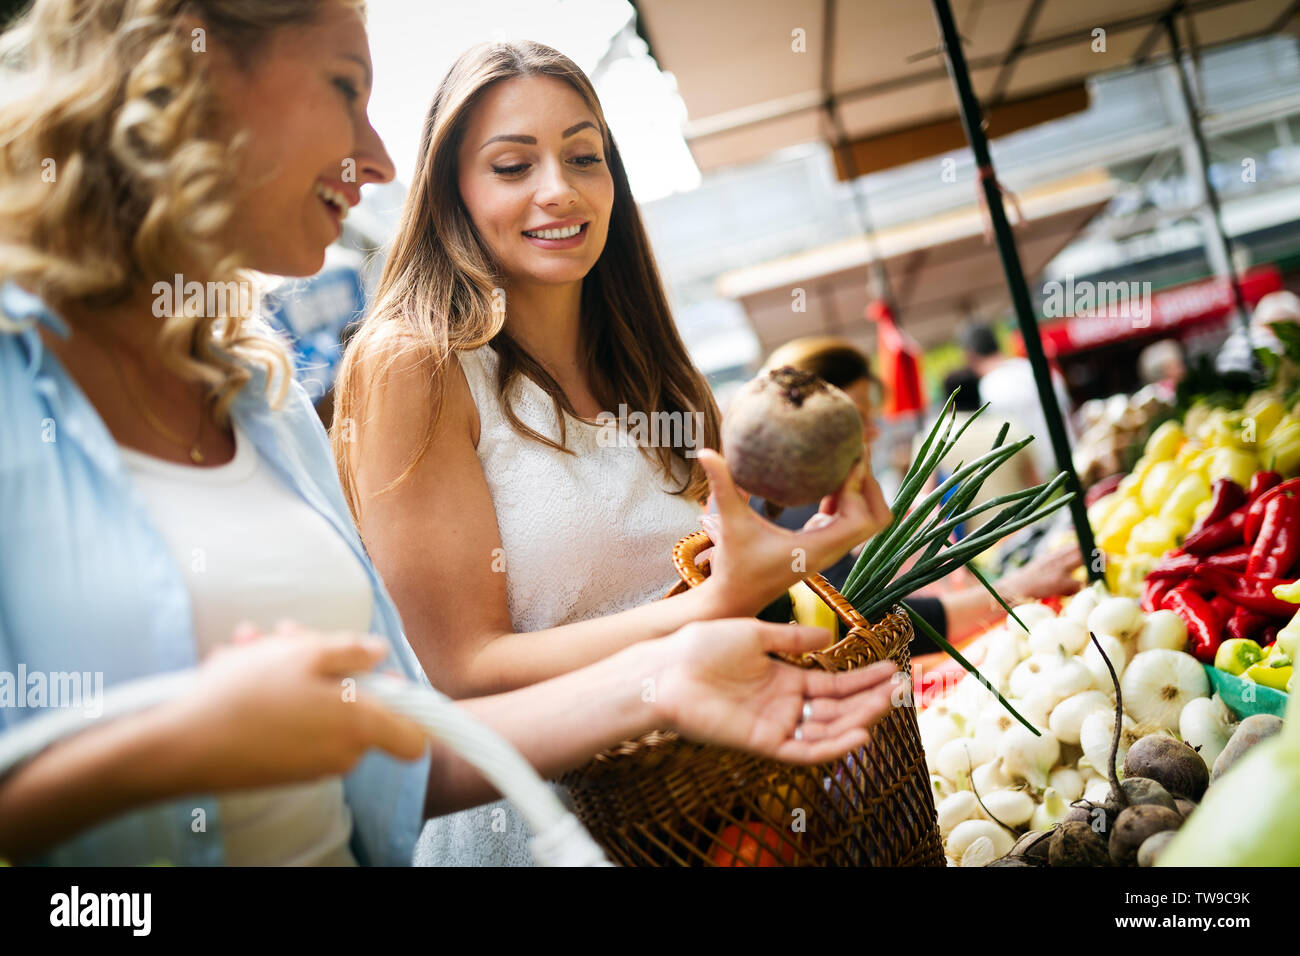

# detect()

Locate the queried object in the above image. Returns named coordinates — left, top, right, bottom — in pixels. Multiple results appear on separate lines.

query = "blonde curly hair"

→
left=0, top=0, right=360, bottom=422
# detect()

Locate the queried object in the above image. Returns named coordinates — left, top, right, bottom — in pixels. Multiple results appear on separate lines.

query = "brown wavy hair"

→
left=331, top=40, right=720, bottom=520
left=0, top=0, right=359, bottom=421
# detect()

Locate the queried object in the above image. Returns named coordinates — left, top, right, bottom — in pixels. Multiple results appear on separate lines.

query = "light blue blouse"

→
left=0, top=282, right=431, bottom=866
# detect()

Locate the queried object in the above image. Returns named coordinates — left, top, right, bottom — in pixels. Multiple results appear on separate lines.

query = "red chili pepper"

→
left=1226, top=606, right=1269, bottom=642
left=1260, top=623, right=1281, bottom=648
left=1249, top=471, right=1282, bottom=501
left=1147, top=551, right=1200, bottom=580
left=1209, top=595, right=1236, bottom=623
left=1183, top=509, right=1246, bottom=555
left=1199, top=544, right=1252, bottom=571
left=1190, top=478, right=1247, bottom=538
left=1193, top=566, right=1300, bottom=617
left=1142, top=576, right=1176, bottom=613
left=1246, top=493, right=1300, bottom=577
left=1245, top=477, right=1300, bottom=543
left=1162, top=585, right=1222, bottom=663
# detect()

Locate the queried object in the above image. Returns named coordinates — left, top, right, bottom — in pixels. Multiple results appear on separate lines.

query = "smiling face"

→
left=205, top=2, right=394, bottom=277
left=456, top=74, right=614, bottom=288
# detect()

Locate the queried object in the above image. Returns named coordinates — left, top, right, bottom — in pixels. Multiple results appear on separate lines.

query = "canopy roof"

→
left=636, top=0, right=1296, bottom=176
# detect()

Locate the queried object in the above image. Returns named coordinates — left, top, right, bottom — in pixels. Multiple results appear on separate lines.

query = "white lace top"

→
left=414, top=344, right=704, bottom=866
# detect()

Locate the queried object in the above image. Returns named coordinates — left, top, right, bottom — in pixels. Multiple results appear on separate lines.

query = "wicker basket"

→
left=560, top=530, right=945, bottom=867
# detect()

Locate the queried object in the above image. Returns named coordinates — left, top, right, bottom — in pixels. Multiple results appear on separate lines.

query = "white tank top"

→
left=121, top=424, right=372, bottom=866
left=415, top=344, right=703, bottom=865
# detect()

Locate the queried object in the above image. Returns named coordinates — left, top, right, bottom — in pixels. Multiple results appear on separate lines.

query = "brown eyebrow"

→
left=479, top=121, right=600, bottom=151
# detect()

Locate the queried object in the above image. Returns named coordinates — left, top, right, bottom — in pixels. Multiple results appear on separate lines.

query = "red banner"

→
left=1019, top=265, right=1283, bottom=356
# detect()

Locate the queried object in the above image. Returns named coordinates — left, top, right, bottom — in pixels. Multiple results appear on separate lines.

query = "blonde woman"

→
left=332, top=41, right=891, bottom=865
left=0, top=1, right=898, bottom=866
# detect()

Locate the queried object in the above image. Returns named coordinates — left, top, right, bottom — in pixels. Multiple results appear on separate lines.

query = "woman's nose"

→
left=355, top=118, right=395, bottom=186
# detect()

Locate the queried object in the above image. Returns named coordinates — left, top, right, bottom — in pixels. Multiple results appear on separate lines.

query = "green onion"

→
left=840, top=390, right=1079, bottom=735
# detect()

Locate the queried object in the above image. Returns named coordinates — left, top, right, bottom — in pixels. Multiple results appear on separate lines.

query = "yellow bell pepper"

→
left=1175, top=441, right=1205, bottom=468
left=1104, top=555, right=1125, bottom=594
left=1191, top=497, right=1214, bottom=527
left=1242, top=396, right=1285, bottom=443
left=1262, top=421, right=1300, bottom=477
left=1205, top=447, right=1258, bottom=488
left=1098, top=497, right=1145, bottom=553
left=1144, top=421, right=1184, bottom=462
left=1158, top=472, right=1211, bottom=532
left=1139, top=461, right=1187, bottom=512
left=1117, top=553, right=1157, bottom=597
left=1127, top=515, right=1182, bottom=558
left=1087, top=492, right=1122, bottom=532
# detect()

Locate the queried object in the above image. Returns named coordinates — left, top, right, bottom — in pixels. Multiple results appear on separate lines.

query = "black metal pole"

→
left=1163, top=13, right=1255, bottom=350
left=929, top=0, right=1102, bottom=582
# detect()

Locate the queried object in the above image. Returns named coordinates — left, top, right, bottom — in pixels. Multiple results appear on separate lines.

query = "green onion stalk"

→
left=840, top=390, right=1076, bottom=735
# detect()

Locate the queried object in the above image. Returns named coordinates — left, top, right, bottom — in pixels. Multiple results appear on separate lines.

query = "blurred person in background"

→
left=1137, top=338, right=1187, bottom=401
left=1216, top=290, right=1300, bottom=375
left=750, top=338, right=1081, bottom=652
left=961, top=321, right=1075, bottom=479
left=917, top=368, right=1041, bottom=536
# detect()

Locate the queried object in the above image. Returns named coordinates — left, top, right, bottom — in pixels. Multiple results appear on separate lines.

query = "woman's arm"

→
left=937, top=545, right=1084, bottom=643
left=423, top=618, right=900, bottom=818
left=0, top=633, right=429, bottom=863
left=348, top=348, right=889, bottom=699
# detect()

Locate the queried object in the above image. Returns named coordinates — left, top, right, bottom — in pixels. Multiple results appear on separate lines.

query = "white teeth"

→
left=524, top=223, right=582, bottom=239
left=314, top=182, right=349, bottom=221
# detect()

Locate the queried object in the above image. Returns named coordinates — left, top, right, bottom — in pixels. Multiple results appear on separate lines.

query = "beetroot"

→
left=723, top=367, right=863, bottom=508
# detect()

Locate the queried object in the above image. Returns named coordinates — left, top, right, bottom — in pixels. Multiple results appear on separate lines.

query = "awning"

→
left=717, top=169, right=1116, bottom=354
left=635, top=0, right=1297, bottom=177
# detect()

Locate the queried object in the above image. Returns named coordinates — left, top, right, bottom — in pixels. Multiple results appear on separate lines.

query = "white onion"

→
left=947, top=819, right=1014, bottom=859
left=1008, top=602, right=1056, bottom=633
left=1048, top=690, right=1112, bottom=745
left=997, top=724, right=1060, bottom=791
left=936, top=736, right=993, bottom=784
left=1028, top=617, right=1090, bottom=657
left=1046, top=657, right=1095, bottom=700
left=960, top=836, right=997, bottom=867
left=1080, top=708, right=1141, bottom=776
left=1048, top=766, right=1084, bottom=802
left=1121, top=649, right=1210, bottom=733
left=1083, top=633, right=1128, bottom=692
left=937, top=790, right=979, bottom=835
left=972, top=760, right=1016, bottom=795
left=1082, top=776, right=1113, bottom=803
left=1009, top=654, right=1062, bottom=699
left=1178, top=695, right=1236, bottom=771
left=1087, top=596, right=1144, bottom=641
left=1136, top=609, right=1188, bottom=653
left=1062, top=585, right=1103, bottom=624
left=980, top=789, right=1035, bottom=827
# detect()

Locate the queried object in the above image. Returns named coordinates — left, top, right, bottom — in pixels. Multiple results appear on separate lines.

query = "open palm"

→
left=655, top=619, right=900, bottom=765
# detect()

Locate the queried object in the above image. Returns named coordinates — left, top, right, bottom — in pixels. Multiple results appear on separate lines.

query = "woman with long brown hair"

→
left=332, top=41, right=890, bottom=865
left=0, top=1, right=895, bottom=866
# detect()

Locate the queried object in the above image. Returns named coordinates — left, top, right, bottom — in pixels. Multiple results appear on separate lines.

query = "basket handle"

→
left=668, top=530, right=869, bottom=631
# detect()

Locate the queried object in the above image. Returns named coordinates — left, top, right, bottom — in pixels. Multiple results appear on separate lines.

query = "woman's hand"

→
left=169, top=625, right=431, bottom=792
left=695, top=448, right=892, bottom=616
left=652, top=619, right=900, bottom=765
left=996, top=545, right=1084, bottom=604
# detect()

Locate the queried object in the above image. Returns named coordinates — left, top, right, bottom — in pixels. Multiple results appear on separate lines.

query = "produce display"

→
left=1088, top=388, right=1300, bottom=594
left=1071, top=386, right=1171, bottom=490
left=919, top=586, right=1260, bottom=867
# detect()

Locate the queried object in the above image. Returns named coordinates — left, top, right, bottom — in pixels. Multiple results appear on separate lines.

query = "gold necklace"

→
left=90, top=332, right=207, bottom=464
